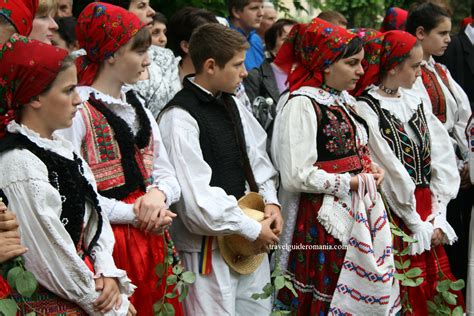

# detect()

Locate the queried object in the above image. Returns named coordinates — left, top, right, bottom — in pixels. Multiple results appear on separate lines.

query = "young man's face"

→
left=214, top=49, right=248, bottom=94
left=234, top=1, right=263, bottom=32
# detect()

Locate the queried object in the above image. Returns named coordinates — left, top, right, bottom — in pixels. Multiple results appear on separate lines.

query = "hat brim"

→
left=217, top=236, right=266, bottom=275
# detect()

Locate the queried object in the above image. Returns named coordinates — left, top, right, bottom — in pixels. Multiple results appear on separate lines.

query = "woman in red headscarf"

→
left=0, top=0, right=38, bottom=45
left=59, top=3, right=184, bottom=315
left=355, top=30, right=464, bottom=314
left=380, top=7, right=408, bottom=32
left=0, top=35, right=135, bottom=315
left=271, top=18, right=397, bottom=315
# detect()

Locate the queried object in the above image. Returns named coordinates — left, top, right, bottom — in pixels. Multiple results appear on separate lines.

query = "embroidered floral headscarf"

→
left=0, top=0, right=38, bottom=36
left=0, top=35, right=69, bottom=137
left=274, top=18, right=357, bottom=92
left=352, top=30, right=417, bottom=96
left=380, top=7, right=408, bottom=32
left=75, top=2, right=144, bottom=86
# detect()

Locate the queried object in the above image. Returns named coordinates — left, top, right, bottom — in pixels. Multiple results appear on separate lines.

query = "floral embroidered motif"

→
left=322, top=109, right=354, bottom=155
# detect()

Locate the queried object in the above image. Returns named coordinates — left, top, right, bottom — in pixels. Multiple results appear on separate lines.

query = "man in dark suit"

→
left=437, top=4, right=474, bottom=111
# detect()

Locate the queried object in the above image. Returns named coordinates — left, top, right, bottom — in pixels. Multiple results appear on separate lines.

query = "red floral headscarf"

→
left=380, top=7, right=408, bottom=32
left=352, top=30, right=417, bottom=96
left=0, top=35, right=69, bottom=137
left=274, top=18, right=357, bottom=92
left=0, top=0, right=38, bottom=36
left=76, top=2, right=145, bottom=86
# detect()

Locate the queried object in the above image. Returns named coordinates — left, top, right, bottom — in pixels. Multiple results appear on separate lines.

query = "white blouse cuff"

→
left=107, top=202, right=136, bottom=225
left=337, top=173, right=352, bottom=198
left=259, top=183, right=280, bottom=207
left=408, top=220, right=434, bottom=255
left=237, top=216, right=262, bottom=241
left=152, top=182, right=179, bottom=207
left=433, top=216, right=458, bottom=245
left=93, top=253, right=136, bottom=296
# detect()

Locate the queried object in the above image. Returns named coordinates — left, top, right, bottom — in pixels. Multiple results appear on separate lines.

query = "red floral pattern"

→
left=0, top=0, right=38, bottom=36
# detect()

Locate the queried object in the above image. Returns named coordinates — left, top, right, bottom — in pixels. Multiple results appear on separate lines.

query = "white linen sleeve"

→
left=448, top=72, right=472, bottom=160
left=58, top=109, right=137, bottom=225
left=146, top=109, right=181, bottom=207
left=423, top=101, right=460, bottom=244
left=159, top=108, right=262, bottom=241
left=273, top=96, right=351, bottom=198
left=235, top=97, right=279, bottom=206
left=355, top=100, right=433, bottom=255
left=0, top=151, right=130, bottom=315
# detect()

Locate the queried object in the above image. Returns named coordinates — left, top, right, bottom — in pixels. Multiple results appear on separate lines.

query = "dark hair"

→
left=97, top=0, right=132, bottom=10
left=317, top=10, right=348, bottom=27
left=406, top=2, right=450, bottom=35
left=129, top=27, right=152, bottom=51
left=338, top=36, right=363, bottom=61
left=189, top=23, right=249, bottom=73
left=471, top=2, right=473, bottom=18
left=55, top=16, right=77, bottom=48
left=228, top=0, right=263, bottom=18
left=153, top=11, right=167, bottom=24
left=264, top=18, right=296, bottom=53
left=167, top=7, right=218, bottom=58
left=380, top=40, right=422, bottom=80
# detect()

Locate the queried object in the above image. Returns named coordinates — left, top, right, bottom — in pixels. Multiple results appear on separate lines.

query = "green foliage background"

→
left=150, top=0, right=471, bottom=33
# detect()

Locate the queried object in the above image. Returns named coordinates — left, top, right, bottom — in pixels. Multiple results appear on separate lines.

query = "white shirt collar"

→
left=465, top=24, right=474, bottom=45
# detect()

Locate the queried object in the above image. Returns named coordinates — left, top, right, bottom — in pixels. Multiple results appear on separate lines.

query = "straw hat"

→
left=217, top=192, right=267, bottom=275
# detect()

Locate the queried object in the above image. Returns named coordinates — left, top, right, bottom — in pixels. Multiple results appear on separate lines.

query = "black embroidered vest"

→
left=358, top=93, right=431, bottom=186
left=0, top=133, right=103, bottom=255
left=290, top=94, right=366, bottom=174
left=162, top=78, right=252, bottom=199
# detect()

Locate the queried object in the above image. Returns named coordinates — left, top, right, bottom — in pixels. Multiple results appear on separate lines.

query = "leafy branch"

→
left=153, top=233, right=196, bottom=316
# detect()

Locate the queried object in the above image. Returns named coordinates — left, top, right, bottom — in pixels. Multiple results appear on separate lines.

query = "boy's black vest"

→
left=162, top=77, right=257, bottom=199
left=0, top=133, right=103, bottom=255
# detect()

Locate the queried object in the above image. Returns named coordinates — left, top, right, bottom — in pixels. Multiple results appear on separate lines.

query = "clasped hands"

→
left=133, top=188, right=176, bottom=234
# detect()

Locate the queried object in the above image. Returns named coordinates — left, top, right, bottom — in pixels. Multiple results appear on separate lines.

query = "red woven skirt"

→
left=112, top=190, right=183, bottom=316
left=393, top=187, right=465, bottom=315
left=277, top=193, right=346, bottom=315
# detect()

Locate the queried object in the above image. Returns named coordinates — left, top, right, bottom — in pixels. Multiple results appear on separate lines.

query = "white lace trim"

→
left=77, top=86, right=130, bottom=107
left=292, top=86, right=355, bottom=107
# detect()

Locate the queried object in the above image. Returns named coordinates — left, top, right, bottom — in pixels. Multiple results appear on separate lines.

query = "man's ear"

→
left=202, top=58, right=217, bottom=75
left=415, top=26, right=425, bottom=41
left=231, top=7, right=242, bottom=20
left=180, top=40, right=189, bottom=55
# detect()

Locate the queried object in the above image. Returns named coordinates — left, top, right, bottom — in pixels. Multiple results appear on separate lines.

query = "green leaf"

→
left=394, top=260, right=403, bottom=270
left=391, top=229, right=404, bottom=237
left=401, top=278, right=418, bottom=287
left=6, top=266, right=22, bottom=289
left=405, top=267, right=422, bottom=278
left=452, top=306, right=464, bottom=316
left=285, top=281, right=298, bottom=297
left=413, top=277, right=424, bottom=287
left=181, top=271, right=196, bottom=284
left=172, top=265, right=183, bottom=275
left=394, top=273, right=407, bottom=281
left=166, top=274, right=178, bottom=286
left=427, top=300, right=437, bottom=313
left=153, top=301, right=163, bottom=313
left=400, top=247, right=410, bottom=256
left=441, top=291, right=457, bottom=305
left=439, top=304, right=451, bottom=315
left=162, top=302, right=175, bottom=316
left=402, top=235, right=417, bottom=243
left=450, top=279, right=465, bottom=291
left=155, top=263, right=167, bottom=278
left=274, top=276, right=285, bottom=290
left=433, top=295, right=443, bottom=305
left=25, top=313, right=36, bottom=316
left=402, top=259, right=411, bottom=270
left=0, top=298, right=18, bottom=316
left=165, top=256, right=174, bottom=265
left=179, top=285, right=189, bottom=303
left=15, top=270, right=38, bottom=297
left=165, top=292, right=177, bottom=299
left=436, top=279, right=451, bottom=293
left=251, top=293, right=261, bottom=300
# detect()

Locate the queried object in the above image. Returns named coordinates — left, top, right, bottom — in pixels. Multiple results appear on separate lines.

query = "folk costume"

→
left=158, top=75, right=279, bottom=315
left=0, top=0, right=38, bottom=36
left=60, top=3, right=183, bottom=315
left=380, top=7, right=408, bottom=32
left=355, top=30, right=464, bottom=315
left=271, top=19, right=398, bottom=315
left=0, top=36, right=134, bottom=315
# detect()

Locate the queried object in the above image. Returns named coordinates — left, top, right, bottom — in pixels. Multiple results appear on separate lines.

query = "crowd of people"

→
left=0, top=0, right=473, bottom=315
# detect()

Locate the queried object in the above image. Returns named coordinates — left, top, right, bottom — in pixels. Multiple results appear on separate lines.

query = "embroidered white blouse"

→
left=158, top=79, right=279, bottom=253
left=58, top=86, right=181, bottom=224
left=410, top=57, right=472, bottom=162
left=0, top=122, right=135, bottom=315
left=271, top=86, right=367, bottom=269
left=356, top=88, right=459, bottom=251
left=128, top=46, right=182, bottom=119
